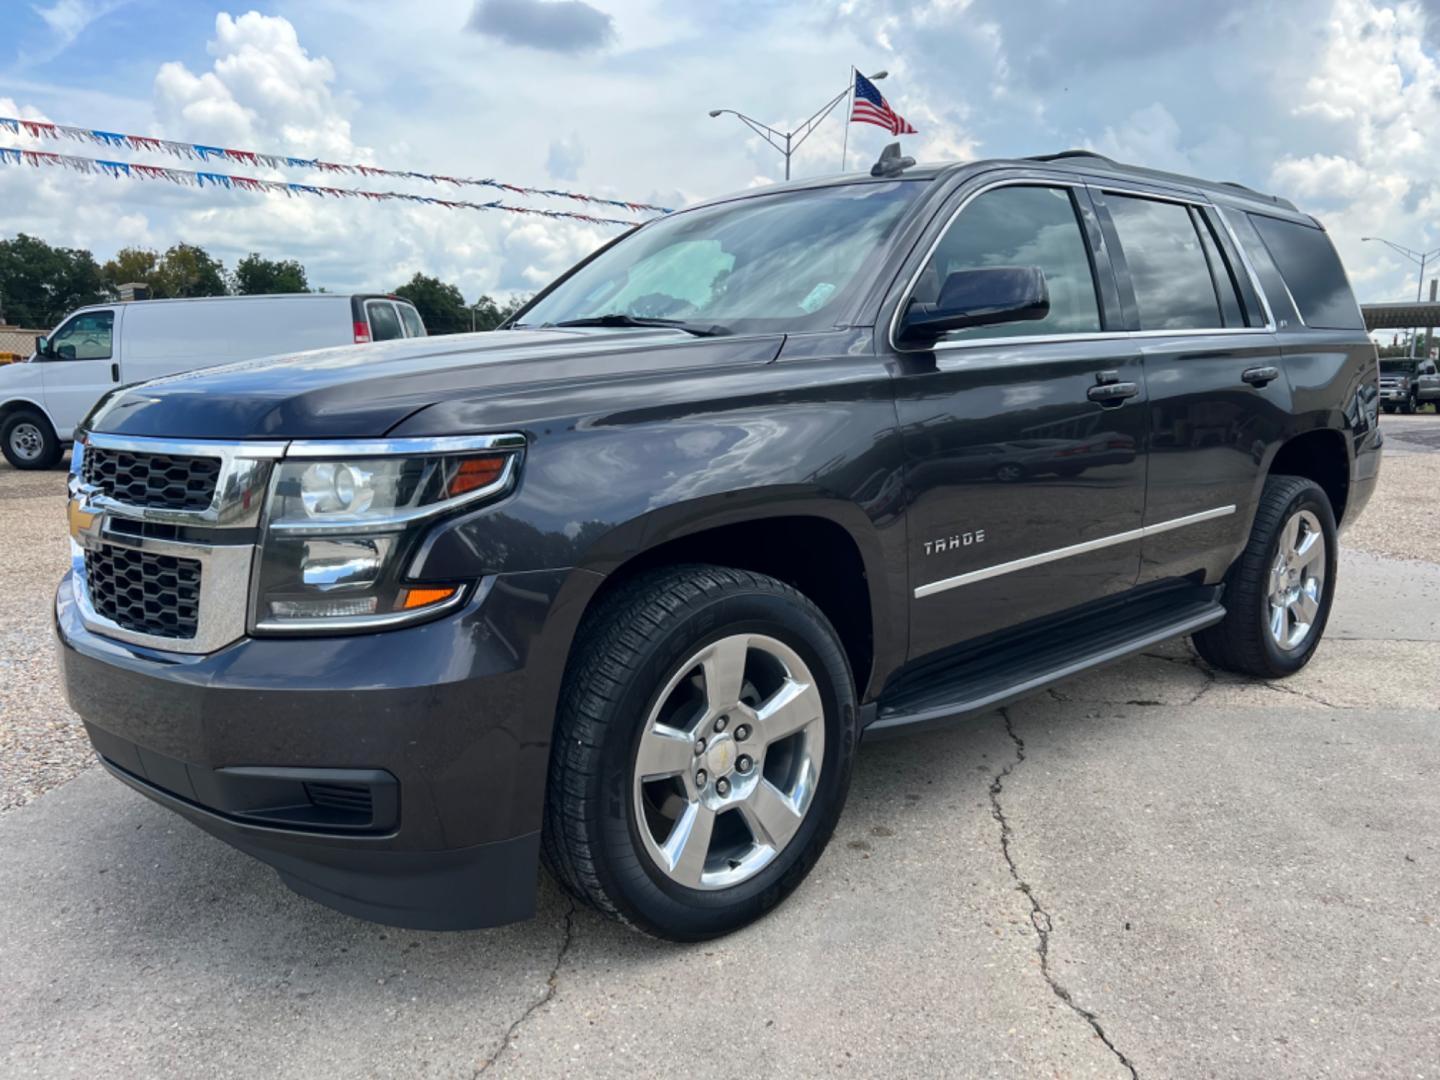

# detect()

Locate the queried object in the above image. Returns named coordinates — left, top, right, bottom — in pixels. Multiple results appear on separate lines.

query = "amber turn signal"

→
left=446, top=456, right=507, bottom=497
left=397, top=586, right=459, bottom=611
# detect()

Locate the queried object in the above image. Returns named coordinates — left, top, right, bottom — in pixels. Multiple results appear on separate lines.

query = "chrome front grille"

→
left=81, top=446, right=222, bottom=511
left=84, top=545, right=202, bottom=639
left=68, top=434, right=288, bottom=654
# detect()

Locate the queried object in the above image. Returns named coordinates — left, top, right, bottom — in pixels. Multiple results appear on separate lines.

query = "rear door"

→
left=1088, top=185, right=1288, bottom=586
left=39, top=307, right=121, bottom=437
left=890, top=177, right=1150, bottom=659
left=397, top=302, right=427, bottom=337
left=365, top=299, right=405, bottom=342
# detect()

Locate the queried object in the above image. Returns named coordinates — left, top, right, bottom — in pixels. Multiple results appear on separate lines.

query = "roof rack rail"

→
left=1028, top=149, right=1116, bottom=164
left=1218, top=180, right=1296, bottom=210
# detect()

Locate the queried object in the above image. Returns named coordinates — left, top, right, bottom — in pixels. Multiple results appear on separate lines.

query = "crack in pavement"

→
left=1141, top=650, right=1343, bottom=710
left=988, top=708, right=1140, bottom=1080
left=475, top=899, right=577, bottom=1076
left=1259, top=680, right=1340, bottom=709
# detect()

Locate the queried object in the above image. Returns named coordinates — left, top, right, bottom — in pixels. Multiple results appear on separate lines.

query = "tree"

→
left=101, top=247, right=160, bottom=294
left=234, top=252, right=309, bottom=295
left=0, top=234, right=108, bottom=327
left=468, top=293, right=529, bottom=332
left=152, top=243, right=229, bottom=298
left=393, top=273, right=469, bottom=334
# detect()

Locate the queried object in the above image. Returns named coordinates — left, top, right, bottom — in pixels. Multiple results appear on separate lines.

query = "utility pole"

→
left=1363, top=236, right=1440, bottom=358
left=708, top=71, right=888, bottom=180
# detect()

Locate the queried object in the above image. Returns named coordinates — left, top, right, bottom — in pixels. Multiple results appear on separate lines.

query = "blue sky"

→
left=1, top=0, right=1437, bottom=316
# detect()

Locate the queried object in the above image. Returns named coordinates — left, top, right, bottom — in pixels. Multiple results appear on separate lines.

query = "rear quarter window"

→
left=1249, top=215, right=1364, bottom=331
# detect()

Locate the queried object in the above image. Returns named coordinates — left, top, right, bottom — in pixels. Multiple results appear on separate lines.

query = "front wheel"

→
left=543, top=565, right=857, bottom=940
left=1, top=410, right=62, bottom=470
left=1193, top=475, right=1337, bottom=678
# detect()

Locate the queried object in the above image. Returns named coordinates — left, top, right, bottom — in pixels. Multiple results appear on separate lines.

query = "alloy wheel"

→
left=1266, top=508, right=1327, bottom=651
left=632, top=633, right=825, bottom=891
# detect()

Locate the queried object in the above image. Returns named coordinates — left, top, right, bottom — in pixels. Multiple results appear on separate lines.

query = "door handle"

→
left=1242, top=365, right=1279, bottom=387
left=110, top=362, right=119, bottom=383
left=1087, top=381, right=1139, bottom=406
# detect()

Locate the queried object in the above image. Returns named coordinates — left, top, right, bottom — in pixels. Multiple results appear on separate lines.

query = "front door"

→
left=39, top=308, right=120, bottom=438
left=891, top=181, right=1149, bottom=660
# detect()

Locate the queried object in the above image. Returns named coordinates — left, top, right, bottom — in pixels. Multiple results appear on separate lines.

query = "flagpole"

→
left=840, top=66, right=856, bottom=173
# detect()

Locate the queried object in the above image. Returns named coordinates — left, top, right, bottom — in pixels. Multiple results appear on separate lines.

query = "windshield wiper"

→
left=546, top=313, right=730, bottom=337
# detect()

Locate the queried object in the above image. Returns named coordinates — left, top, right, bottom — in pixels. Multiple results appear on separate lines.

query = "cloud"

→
left=21, top=0, right=130, bottom=65
left=153, top=11, right=358, bottom=157
left=546, top=134, right=585, bottom=180
left=465, top=0, right=616, bottom=54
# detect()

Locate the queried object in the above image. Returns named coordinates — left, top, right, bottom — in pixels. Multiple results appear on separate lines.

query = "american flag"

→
left=850, top=72, right=917, bottom=136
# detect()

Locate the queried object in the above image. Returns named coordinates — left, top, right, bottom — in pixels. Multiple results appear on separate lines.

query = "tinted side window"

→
left=398, top=304, right=426, bottom=337
left=367, top=301, right=403, bottom=342
left=917, top=185, right=1102, bottom=340
left=1105, top=195, right=1221, bottom=331
left=1249, top=215, right=1364, bottom=330
left=49, top=311, right=114, bottom=360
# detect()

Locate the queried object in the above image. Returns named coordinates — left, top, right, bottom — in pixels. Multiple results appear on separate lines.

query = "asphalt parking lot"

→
left=2, top=417, right=1438, bottom=1079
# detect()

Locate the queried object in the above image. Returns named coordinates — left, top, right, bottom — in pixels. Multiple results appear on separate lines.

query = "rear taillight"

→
left=354, top=321, right=372, bottom=343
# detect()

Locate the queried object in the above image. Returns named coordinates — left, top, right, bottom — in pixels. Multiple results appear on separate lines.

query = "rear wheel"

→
left=1193, top=475, right=1337, bottom=678
left=543, top=565, right=857, bottom=940
left=1, top=410, right=61, bottom=470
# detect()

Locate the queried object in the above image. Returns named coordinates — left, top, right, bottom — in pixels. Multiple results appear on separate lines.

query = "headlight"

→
left=252, top=434, right=523, bottom=632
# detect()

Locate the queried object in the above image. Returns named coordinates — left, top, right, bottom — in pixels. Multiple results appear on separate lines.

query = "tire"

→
left=1, top=410, right=61, bottom=470
left=542, top=564, right=858, bottom=941
left=1401, top=395, right=1416, bottom=415
left=994, top=462, right=1027, bottom=482
left=1193, top=475, right=1338, bottom=678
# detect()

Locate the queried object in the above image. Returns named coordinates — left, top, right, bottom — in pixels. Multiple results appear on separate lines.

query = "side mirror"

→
left=34, top=336, right=49, bottom=359
left=900, top=266, right=1049, bottom=345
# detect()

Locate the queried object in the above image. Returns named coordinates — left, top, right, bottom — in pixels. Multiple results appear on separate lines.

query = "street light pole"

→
left=1363, top=235, right=1440, bottom=358
left=709, top=71, right=888, bottom=181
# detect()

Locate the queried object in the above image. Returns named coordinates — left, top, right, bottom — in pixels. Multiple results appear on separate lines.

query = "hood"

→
left=87, top=327, right=784, bottom=440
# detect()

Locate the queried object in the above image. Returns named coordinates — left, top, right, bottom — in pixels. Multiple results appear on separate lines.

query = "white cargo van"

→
left=0, top=292, right=426, bottom=469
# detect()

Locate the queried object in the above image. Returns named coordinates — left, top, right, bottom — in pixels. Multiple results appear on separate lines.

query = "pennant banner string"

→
left=0, top=115, right=671, bottom=215
left=0, top=146, right=645, bottom=227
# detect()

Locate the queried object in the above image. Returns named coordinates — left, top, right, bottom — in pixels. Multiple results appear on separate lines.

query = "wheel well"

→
left=591, top=516, right=875, bottom=697
left=1269, top=430, right=1350, bottom=524
left=0, top=399, right=55, bottom=431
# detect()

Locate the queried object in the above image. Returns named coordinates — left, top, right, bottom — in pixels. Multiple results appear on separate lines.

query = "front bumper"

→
left=55, top=567, right=578, bottom=930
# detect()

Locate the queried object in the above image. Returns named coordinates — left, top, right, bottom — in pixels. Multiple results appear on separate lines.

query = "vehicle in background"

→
left=0, top=293, right=426, bottom=469
left=1378, top=357, right=1440, bottom=413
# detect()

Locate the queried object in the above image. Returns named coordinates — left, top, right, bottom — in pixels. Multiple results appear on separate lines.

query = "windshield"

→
left=1380, top=360, right=1417, bottom=374
left=517, top=181, right=924, bottom=334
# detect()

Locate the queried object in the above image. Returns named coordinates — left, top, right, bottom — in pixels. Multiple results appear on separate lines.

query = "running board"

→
left=868, top=596, right=1225, bottom=737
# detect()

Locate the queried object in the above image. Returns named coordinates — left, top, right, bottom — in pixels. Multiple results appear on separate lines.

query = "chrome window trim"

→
left=913, top=505, right=1236, bottom=599
left=1211, top=205, right=1279, bottom=331
left=887, top=176, right=1280, bottom=355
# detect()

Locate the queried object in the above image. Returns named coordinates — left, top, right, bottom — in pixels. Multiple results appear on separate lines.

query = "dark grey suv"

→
left=57, top=148, right=1380, bottom=940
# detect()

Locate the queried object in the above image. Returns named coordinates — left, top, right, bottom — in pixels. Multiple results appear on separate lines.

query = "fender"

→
left=0, top=396, right=62, bottom=437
